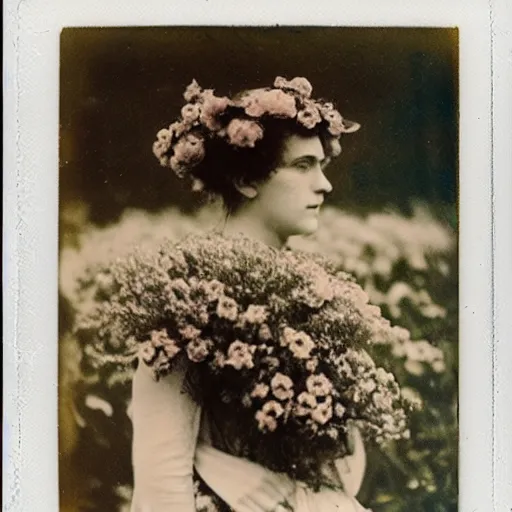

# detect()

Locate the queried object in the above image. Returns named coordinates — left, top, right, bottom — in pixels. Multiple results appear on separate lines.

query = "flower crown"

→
left=152, top=76, right=360, bottom=190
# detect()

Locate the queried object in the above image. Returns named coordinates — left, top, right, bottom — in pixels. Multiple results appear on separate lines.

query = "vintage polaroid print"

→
left=5, top=2, right=510, bottom=511
left=58, top=26, right=459, bottom=512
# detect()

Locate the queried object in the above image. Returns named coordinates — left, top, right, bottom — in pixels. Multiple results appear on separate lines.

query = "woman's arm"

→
left=131, top=357, right=201, bottom=511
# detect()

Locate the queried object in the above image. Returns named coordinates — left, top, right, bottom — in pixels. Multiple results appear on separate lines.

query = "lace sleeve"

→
left=130, top=357, right=201, bottom=511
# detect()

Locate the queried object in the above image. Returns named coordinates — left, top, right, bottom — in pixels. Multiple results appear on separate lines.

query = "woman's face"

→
left=251, top=134, right=333, bottom=243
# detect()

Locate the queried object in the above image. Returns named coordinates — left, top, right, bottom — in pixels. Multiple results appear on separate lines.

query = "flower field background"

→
left=59, top=201, right=457, bottom=512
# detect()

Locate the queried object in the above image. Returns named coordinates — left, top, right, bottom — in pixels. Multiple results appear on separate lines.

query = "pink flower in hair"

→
left=297, top=100, right=322, bottom=129
left=242, top=89, right=297, bottom=118
left=274, top=76, right=313, bottom=99
left=181, top=103, right=201, bottom=124
left=323, top=109, right=345, bottom=137
left=153, top=140, right=170, bottom=159
left=183, top=79, right=202, bottom=102
left=200, top=91, right=232, bottom=131
left=173, top=133, right=205, bottom=166
left=226, top=119, right=264, bottom=148
left=170, top=121, right=189, bottom=138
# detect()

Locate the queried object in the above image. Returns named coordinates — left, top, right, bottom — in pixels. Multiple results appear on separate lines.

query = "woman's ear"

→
left=233, top=179, right=258, bottom=199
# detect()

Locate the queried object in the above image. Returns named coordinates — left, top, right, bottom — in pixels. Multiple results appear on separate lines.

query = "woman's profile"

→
left=81, top=76, right=413, bottom=511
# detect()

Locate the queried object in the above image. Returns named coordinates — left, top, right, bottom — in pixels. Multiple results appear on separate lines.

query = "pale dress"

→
left=130, top=359, right=370, bottom=512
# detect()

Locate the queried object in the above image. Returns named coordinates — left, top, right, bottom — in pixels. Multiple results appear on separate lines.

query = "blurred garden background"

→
left=59, top=27, right=458, bottom=511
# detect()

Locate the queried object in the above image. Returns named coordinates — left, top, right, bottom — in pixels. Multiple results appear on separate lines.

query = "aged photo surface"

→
left=59, top=27, right=458, bottom=512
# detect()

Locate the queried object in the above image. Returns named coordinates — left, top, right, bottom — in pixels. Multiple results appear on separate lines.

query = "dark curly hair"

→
left=192, top=117, right=339, bottom=212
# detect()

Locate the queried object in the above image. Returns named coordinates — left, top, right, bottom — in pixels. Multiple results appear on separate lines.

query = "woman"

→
left=128, top=76, right=372, bottom=511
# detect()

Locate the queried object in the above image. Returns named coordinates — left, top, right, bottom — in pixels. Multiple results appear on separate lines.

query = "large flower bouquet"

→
left=77, top=232, right=414, bottom=490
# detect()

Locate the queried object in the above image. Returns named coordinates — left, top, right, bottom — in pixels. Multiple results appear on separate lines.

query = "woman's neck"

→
left=222, top=210, right=286, bottom=249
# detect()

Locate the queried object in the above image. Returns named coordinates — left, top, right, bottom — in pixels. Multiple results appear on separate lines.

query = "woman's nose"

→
left=314, top=168, right=333, bottom=194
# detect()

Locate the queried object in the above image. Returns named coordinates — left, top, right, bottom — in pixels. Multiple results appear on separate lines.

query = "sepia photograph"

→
left=58, top=27, right=459, bottom=512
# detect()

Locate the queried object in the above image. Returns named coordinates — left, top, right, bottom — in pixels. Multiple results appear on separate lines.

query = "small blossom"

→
left=306, top=373, right=333, bottom=397
left=241, top=89, right=297, bottom=118
left=372, top=392, right=393, bottom=410
left=200, top=92, right=231, bottom=131
left=152, top=140, right=171, bottom=160
left=183, top=79, right=202, bottom=102
left=149, top=328, right=169, bottom=347
left=297, top=101, right=322, bottom=129
left=270, top=372, right=294, bottom=401
left=172, top=133, right=205, bottom=167
left=311, top=401, right=333, bottom=425
left=181, top=103, right=201, bottom=123
left=226, top=119, right=264, bottom=148
left=225, top=340, right=254, bottom=370
left=216, top=296, right=238, bottom=321
left=280, top=327, right=315, bottom=359
left=241, top=304, right=268, bottom=324
left=186, top=338, right=212, bottom=363
left=255, top=400, right=285, bottom=432
left=139, top=341, right=157, bottom=364
left=200, top=279, right=225, bottom=302
left=251, top=383, right=270, bottom=399
left=295, top=392, right=317, bottom=416
left=179, top=325, right=202, bottom=340
left=274, top=76, right=313, bottom=98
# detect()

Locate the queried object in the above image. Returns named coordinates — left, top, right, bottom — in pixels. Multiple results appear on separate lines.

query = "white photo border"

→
left=3, top=0, right=510, bottom=510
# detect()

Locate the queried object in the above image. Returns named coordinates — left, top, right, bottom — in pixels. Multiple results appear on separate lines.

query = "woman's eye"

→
left=295, top=161, right=312, bottom=170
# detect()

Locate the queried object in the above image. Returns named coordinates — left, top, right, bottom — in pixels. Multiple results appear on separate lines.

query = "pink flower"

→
left=152, top=140, right=170, bottom=159
left=274, top=76, right=313, bottom=98
left=150, top=328, right=169, bottom=347
left=183, top=79, right=202, bottom=102
left=311, top=401, right=333, bottom=425
left=251, top=383, right=270, bottom=399
left=200, top=92, right=231, bottom=131
left=306, top=373, right=333, bottom=397
left=181, top=103, right=201, bottom=123
left=324, top=109, right=344, bottom=136
left=200, top=279, right=225, bottom=302
left=270, top=372, right=294, bottom=401
left=225, top=340, right=254, bottom=370
left=186, top=338, right=211, bottom=363
left=139, top=340, right=157, bottom=364
left=372, top=392, right=393, bottom=410
left=280, top=327, right=315, bottom=359
left=226, top=119, right=264, bottom=148
left=255, top=400, right=285, bottom=432
left=295, top=392, right=317, bottom=417
left=241, top=304, right=268, bottom=324
left=156, top=128, right=173, bottom=144
left=216, top=296, right=238, bottom=321
left=172, top=133, right=205, bottom=166
left=297, top=101, right=322, bottom=129
left=170, top=121, right=189, bottom=138
left=179, top=325, right=202, bottom=340
left=241, top=89, right=297, bottom=118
